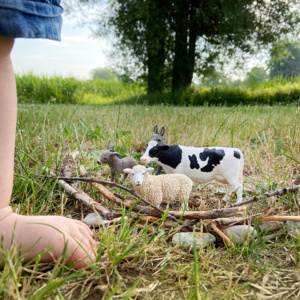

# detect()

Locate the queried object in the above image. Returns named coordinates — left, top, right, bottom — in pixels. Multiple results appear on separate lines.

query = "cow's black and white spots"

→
left=141, top=141, right=244, bottom=203
left=199, top=148, right=225, bottom=172
left=188, top=154, right=200, bottom=169
left=148, top=144, right=183, bottom=169
left=234, top=150, right=241, bottom=159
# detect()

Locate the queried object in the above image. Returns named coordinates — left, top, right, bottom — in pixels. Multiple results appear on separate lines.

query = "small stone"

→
left=224, top=225, right=257, bottom=245
left=286, top=221, right=300, bottom=237
left=172, top=232, right=216, bottom=251
left=83, top=213, right=103, bottom=226
left=259, top=221, right=284, bottom=233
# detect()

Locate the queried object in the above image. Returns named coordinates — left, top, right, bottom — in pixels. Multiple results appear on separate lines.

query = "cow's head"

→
left=140, top=141, right=170, bottom=164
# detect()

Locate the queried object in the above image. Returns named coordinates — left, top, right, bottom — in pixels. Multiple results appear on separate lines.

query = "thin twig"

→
left=61, top=150, right=79, bottom=186
left=229, top=185, right=300, bottom=208
left=167, top=206, right=245, bottom=219
left=38, top=174, right=245, bottom=218
left=79, top=166, right=183, bottom=223
left=208, top=214, right=300, bottom=228
left=51, top=171, right=114, bottom=219
left=182, top=219, right=200, bottom=229
left=211, top=222, right=234, bottom=248
left=40, top=173, right=194, bottom=230
left=259, top=215, right=300, bottom=222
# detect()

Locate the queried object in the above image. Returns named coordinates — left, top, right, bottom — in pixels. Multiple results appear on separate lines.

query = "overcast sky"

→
left=11, top=14, right=109, bottom=80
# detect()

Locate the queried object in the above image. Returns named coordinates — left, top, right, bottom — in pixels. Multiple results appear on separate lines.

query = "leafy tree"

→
left=90, top=68, right=118, bottom=81
left=244, top=67, right=269, bottom=86
left=269, top=42, right=300, bottom=79
left=106, top=0, right=172, bottom=93
left=197, top=66, right=228, bottom=87
left=72, top=0, right=300, bottom=94
left=170, top=0, right=299, bottom=91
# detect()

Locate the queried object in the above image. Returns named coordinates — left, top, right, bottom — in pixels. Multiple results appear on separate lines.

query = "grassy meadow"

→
left=1, top=101, right=299, bottom=299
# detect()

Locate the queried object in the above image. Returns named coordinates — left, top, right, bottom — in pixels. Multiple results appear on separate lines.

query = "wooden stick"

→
left=61, top=150, right=79, bottom=186
left=133, top=215, right=175, bottom=228
left=229, top=185, right=300, bottom=208
left=259, top=215, right=300, bottom=222
left=135, top=224, right=156, bottom=233
left=86, top=214, right=191, bottom=233
left=39, top=175, right=299, bottom=216
left=207, top=217, right=254, bottom=227
left=208, top=214, right=300, bottom=229
left=52, top=171, right=114, bottom=219
left=38, top=174, right=246, bottom=220
left=167, top=206, right=246, bottom=220
left=79, top=189, right=113, bottom=218
left=66, top=170, right=181, bottom=218
left=131, top=215, right=193, bottom=233
left=210, top=222, right=234, bottom=248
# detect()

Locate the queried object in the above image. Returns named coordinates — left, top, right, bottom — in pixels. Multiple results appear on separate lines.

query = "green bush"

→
left=16, top=74, right=300, bottom=106
left=16, top=74, right=145, bottom=104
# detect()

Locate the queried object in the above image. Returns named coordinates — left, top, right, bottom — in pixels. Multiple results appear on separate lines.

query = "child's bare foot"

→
left=0, top=206, right=97, bottom=269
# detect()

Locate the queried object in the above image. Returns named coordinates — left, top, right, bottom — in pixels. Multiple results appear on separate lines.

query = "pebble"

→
left=83, top=212, right=103, bottom=226
left=172, top=232, right=216, bottom=251
left=224, top=225, right=257, bottom=244
left=286, top=221, right=300, bottom=236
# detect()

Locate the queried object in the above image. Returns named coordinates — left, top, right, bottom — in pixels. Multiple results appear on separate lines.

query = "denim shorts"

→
left=0, top=0, right=63, bottom=41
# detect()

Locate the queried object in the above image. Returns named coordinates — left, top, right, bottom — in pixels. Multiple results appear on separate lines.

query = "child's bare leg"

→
left=0, top=37, right=96, bottom=268
left=0, top=37, right=16, bottom=209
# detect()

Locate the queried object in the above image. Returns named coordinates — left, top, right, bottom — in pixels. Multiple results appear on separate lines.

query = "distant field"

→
left=1, top=103, right=298, bottom=299
left=16, top=74, right=300, bottom=106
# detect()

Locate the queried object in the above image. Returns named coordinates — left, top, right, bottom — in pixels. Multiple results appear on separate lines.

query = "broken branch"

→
left=229, top=185, right=300, bottom=208
left=52, top=171, right=114, bottom=219
left=61, top=150, right=79, bottom=186
left=210, top=222, right=234, bottom=248
left=38, top=174, right=246, bottom=220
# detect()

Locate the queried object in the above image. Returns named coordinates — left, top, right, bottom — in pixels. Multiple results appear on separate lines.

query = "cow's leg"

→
left=226, top=178, right=243, bottom=203
left=222, top=184, right=234, bottom=202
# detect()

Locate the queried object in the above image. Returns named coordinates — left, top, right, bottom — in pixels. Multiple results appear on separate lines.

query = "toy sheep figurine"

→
left=123, top=165, right=193, bottom=210
left=151, top=125, right=167, bottom=175
left=97, top=140, right=137, bottom=183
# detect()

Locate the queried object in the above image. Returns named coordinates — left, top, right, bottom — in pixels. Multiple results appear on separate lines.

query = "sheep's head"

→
left=97, top=150, right=119, bottom=166
left=123, top=165, right=154, bottom=186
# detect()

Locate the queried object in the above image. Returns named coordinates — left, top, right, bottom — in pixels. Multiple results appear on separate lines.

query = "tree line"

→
left=74, top=0, right=300, bottom=94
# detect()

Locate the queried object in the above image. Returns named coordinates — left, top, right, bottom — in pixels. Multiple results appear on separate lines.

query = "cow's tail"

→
left=238, top=151, right=244, bottom=185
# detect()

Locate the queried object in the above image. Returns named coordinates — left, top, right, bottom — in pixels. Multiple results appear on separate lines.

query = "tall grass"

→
left=1, top=103, right=299, bottom=299
left=16, top=74, right=300, bottom=106
left=16, top=74, right=145, bottom=105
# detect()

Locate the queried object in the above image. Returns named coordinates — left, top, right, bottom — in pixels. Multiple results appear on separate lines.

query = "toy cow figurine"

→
left=140, top=141, right=244, bottom=203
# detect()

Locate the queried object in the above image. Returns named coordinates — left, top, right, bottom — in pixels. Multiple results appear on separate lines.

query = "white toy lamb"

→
left=123, top=165, right=193, bottom=210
